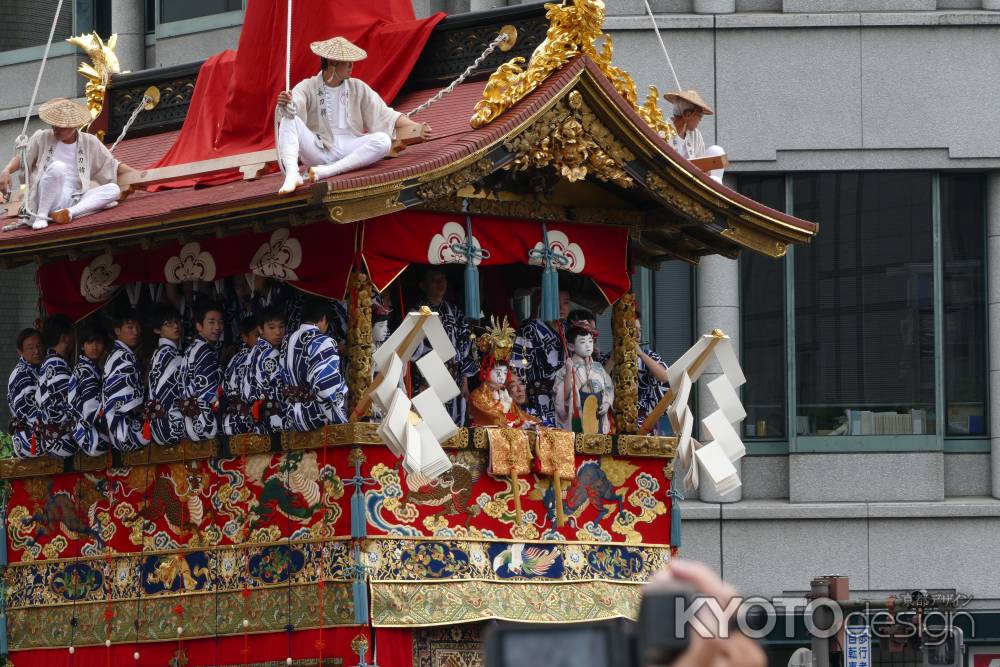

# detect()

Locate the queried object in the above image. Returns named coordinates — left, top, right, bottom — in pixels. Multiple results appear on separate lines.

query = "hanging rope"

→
left=641, top=0, right=682, bottom=92
left=408, top=29, right=511, bottom=117
left=109, top=95, right=152, bottom=154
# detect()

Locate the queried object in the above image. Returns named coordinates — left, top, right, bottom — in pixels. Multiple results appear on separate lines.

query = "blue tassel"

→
left=0, top=612, right=8, bottom=656
left=669, top=489, right=683, bottom=549
left=352, top=545, right=369, bottom=625
left=461, top=211, right=483, bottom=321
left=351, top=490, right=366, bottom=539
left=0, top=518, right=7, bottom=567
left=540, top=265, right=560, bottom=322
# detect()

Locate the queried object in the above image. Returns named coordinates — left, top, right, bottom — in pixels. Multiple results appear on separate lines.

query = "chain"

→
left=408, top=31, right=511, bottom=117
left=109, top=95, right=152, bottom=153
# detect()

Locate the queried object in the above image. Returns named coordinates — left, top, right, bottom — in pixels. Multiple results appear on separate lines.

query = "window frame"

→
left=738, top=172, right=990, bottom=454
left=0, top=0, right=79, bottom=67
left=153, top=0, right=245, bottom=40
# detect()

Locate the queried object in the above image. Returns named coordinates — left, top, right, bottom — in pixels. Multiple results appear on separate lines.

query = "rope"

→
left=641, top=0, right=682, bottom=92
left=109, top=95, right=152, bottom=154
left=408, top=30, right=510, bottom=117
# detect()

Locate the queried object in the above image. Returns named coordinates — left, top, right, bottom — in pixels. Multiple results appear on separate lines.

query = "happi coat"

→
left=147, top=337, right=185, bottom=445
left=103, top=340, right=150, bottom=451
left=242, top=338, right=286, bottom=434
left=279, top=323, right=347, bottom=431
left=178, top=338, right=222, bottom=441
left=7, top=358, right=39, bottom=458
left=68, top=355, right=108, bottom=455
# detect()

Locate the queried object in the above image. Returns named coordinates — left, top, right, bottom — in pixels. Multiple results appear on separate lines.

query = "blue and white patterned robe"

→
left=511, top=319, right=566, bottom=424
left=7, top=358, right=39, bottom=458
left=222, top=345, right=254, bottom=436
left=68, top=356, right=108, bottom=456
left=178, top=338, right=221, bottom=441
left=279, top=324, right=347, bottom=431
left=147, top=338, right=184, bottom=445
left=242, top=338, right=285, bottom=433
left=413, top=300, right=477, bottom=425
left=637, top=345, right=669, bottom=434
left=102, top=340, right=150, bottom=451
left=36, top=352, right=83, bottom=457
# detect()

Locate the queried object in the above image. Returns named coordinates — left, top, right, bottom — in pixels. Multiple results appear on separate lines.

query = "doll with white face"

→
left=469, top=355, right=538, bottom=428
left=552, top=318, right=614, bottom=434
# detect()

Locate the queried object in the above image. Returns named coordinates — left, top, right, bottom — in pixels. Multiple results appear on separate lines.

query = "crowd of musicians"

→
left=5, top=269, right=670, bottom=460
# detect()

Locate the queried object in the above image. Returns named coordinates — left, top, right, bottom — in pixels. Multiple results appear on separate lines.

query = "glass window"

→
left=160, top=0, right=243, bottom=24
left=738, top=176, right=787, bottom=439
left=0, top=1, right=72, bottom=52
left=941, top=174, right=988, bottom=436
left=793, top=173, right=935, bottom=436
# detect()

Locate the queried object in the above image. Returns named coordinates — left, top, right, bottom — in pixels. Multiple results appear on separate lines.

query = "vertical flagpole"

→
left=285, top=0, right=293, bottom=92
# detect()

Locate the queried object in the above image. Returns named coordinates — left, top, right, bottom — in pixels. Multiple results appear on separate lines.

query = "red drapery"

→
left=150, top=0, right=444, bottom=186
left=38, top=222, right=358, bottom=321
left=361, top=210, right=632, bottom=304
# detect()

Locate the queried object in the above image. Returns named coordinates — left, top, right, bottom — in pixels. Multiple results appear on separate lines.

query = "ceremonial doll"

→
left=552, top=317, right=614, bottom=434
left=469, top=318, right=538, bottom=429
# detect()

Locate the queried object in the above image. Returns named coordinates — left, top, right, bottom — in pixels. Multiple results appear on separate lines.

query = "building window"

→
left=159, top=0, right=243, bottom=24
left=0, top=1, right=72, bottom=52
left=738, top=176, right=786, bottom=439
left=941, top=174, right=987, bottom=436
left=793, top=173, right=935, bottom=436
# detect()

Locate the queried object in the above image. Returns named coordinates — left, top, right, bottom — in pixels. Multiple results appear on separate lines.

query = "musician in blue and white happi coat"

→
left=146, top=305, right=185, bottom=445
left=413, top=268, right=477, bottom=424
left=222, top=315, right=259, bottom=436
left=7, top=328, right=43, bottom=458
left=178, top=301, right=225, bottom=441
left=103, top=308, right=150, bottom=451
left=279, top=298, right=347, bottom=431
left=35, top=315, right=85, bottom=457
left=243, top=306, right=287, bottom=433
left=67, top=322, right=109, bottom=455
left=510, top=289, right=572, bottom=424
left=635, top=311, right=670, bottom=434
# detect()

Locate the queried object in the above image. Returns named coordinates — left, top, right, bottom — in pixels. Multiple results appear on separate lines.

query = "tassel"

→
left=669, top=489, right=683, bottom=549
left=352, top=577, right=369, bottom=625
left=142, top=417, right=152, bottom=442
left=351, top=488, right=366, bottom=539
left=251, top=400, right=262, bottom=423
left=0, top=612, right=7, bottom=656
left=463, top=211, right=481, bottom=321
left=539, top=223, right=560, bottom=322
left=0, top=503, right=8, bottom=567
left=30, top=431, right=36, bottom=457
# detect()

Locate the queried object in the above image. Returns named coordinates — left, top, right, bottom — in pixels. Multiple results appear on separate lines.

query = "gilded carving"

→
left=617, top=436, right=677, bottom=459
left=67, top=32, right=124, bottom=124
left=721, top=224, right=788, bottom=258
left=73, top=452, right=107, bottom=472
left=471, top=0, right=643, bottom=130
left=612, top=293, right=639, bottom=434
left=575, top=433, right=613, bottom=455
left=422, top=196, right=644, bottom=229
left=416, top=158, right=496, bottom=201
left=639, top=85, right=678, bottom=143
left=442, top=429, right=470, bottom=449
left=0, top=456, right=63, bottom=480
left=346, top=270, right=373, bottom=415
left=503, top=94, right=633, bottom=188
left=645, top=173, right=714, bottom=224
left=472, top=428, right=491, bottom=450
left=228, top=433, right=272, bottom=456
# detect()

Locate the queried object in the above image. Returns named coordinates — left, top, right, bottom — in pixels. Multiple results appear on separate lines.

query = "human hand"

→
left=0, top=169, right=10, bottom=194
left=277, top=91, right=293, bottom=107
left=648, top=559, right=766, bottom=667
left=419, top=123, right=432, bottom=140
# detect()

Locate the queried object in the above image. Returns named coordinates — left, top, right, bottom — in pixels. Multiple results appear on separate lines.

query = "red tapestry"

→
left=150, top=0, right=445, bottom=187
left=361, top=211, right=632, bottom=304
left=37, top=222, right=357, bottom=321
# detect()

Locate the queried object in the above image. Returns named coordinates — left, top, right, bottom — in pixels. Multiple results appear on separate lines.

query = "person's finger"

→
left=669, top=559, right=738, bottom=607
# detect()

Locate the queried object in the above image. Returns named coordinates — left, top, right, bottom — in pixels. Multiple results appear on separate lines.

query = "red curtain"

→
left=361, top=211, right=632, bottom=304
left=38, top=222, right=358, bottom=321
left=150, top=0, right=445, bottom=186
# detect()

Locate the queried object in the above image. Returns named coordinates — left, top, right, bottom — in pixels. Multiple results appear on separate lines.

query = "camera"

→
left=483, top=584, right=695, bottom=667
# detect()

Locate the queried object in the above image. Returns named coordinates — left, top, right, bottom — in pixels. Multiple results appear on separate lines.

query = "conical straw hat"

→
left=38, top=98, right=91, bottom=128
left=663, top=89, right=714, bottom=115
left=309, top=36, right=367, bottom=62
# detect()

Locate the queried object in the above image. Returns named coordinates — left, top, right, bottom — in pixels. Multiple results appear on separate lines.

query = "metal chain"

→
left=408, top=31, right=511, bottom=117
left=109, top=95, right=152, bottom=153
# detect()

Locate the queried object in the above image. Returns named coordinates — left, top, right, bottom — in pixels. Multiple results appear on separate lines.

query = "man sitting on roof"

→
left=274, top=36, right=431, bottom=195
left=664, top=89, right=726, bottom=183
left=0, top=98, right=133, bottom=230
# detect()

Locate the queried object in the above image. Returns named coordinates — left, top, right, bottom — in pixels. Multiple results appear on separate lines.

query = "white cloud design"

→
left=164, top=242, right=216, bottom=284
left=528, top=229, right=585, bottom=273
left=427, top=221, right=484, bottom=266
left=80, top=253, right=121, bottom=303
left=250, top=228, right=302, bottom=281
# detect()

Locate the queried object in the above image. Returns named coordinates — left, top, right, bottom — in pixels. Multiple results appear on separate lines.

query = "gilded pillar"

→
left=347, top=270, right=373, bottom=416
left=612, top=292, right=639, bottom=434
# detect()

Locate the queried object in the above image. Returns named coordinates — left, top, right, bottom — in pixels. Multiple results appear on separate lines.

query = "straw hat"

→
left=663, top=89, right=714, bottom=115
left=38, top=98, right=91, bottom=128
left=309, top=36, right=368, bottom=63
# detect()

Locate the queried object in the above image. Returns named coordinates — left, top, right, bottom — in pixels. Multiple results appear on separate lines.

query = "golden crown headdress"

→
left=475, top=316, right=516, bottom=363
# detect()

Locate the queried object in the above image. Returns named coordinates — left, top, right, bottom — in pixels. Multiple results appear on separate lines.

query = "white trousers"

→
left=35, top=160, right=120, bottom=221
left=277, top=116, right=392, bottom=176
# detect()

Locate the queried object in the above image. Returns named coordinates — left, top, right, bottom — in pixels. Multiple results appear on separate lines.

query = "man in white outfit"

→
left=274, top=36, right=431, bottom=195
left=663, top=89, right=726, bottom=183
left=0, top=98, right=130, bottom=230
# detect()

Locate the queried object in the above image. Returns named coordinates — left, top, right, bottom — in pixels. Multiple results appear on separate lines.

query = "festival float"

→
left=0, top=1, right=816, bottom=665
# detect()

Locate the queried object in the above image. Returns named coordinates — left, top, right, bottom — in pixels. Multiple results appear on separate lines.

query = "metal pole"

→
left=810, top=577, right=831, bottom=667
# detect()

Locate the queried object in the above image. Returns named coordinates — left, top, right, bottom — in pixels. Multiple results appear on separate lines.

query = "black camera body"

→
left=483, top=585, right=694, bottom=667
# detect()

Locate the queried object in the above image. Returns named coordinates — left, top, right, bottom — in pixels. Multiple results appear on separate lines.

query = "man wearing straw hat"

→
left=664, top=89, right=727, bottom=183
left=274, top=36, right=431, bottom=195
left=0, top=97, right=129, bottom=230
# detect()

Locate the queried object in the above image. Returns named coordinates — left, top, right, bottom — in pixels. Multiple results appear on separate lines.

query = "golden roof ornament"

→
left=471, top=0, right=675, bottom=141
left=67, top=32, right=126, bottom=123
